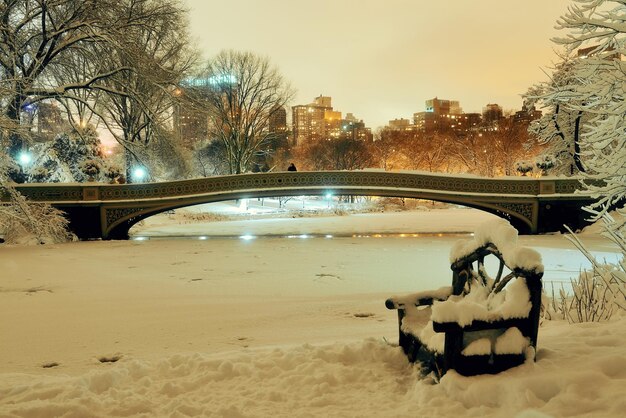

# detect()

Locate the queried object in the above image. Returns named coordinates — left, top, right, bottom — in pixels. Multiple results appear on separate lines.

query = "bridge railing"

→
left=4, top=171, right=589, bottom=204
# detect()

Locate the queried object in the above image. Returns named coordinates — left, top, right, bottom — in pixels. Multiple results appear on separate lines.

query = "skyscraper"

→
left=36, top=102, right=63, bottom=141
left=268, top=105, right=287, bottom=135
left=172, top=87, right=209, bottom=148
left=292, top=95, right=336, bottom=144
left=413, top=97, right=464, bottom=133
left=292, top=95, right=371, bottom=144
left=482, top=103, right=503, bottom=130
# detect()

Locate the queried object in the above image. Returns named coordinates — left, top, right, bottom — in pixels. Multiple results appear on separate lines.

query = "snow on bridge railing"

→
left=6, top=171, right=590, bottom=203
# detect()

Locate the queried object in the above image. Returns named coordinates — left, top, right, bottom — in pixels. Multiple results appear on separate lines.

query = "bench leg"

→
left=443, top=330, right=463, bottom=375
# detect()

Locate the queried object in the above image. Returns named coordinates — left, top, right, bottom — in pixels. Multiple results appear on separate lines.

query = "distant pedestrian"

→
left=287, top=163, right=297, bottom=172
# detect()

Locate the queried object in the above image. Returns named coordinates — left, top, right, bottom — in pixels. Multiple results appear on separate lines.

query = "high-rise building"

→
left=449, top=113, right=482, bottom=133
left=340, top=119, right=373, bottom=141
left=292, top=96, right=372, bottom=144
left=268, top=105, right=287, bottom=135
left=36, top=101, right=63, bottom=141
left=425, top=98, right=462, bottom=115
left=313, top=95, right=332, bottom=108
left=292, top=95, right=371, bottom=144
left=388, top=118, right=412, bottom=131
left=413, top=97, right=464, bottom=134
left=292, top=103, right=327, bottom=144
left=172, top=87, right=209, bottom=148
left=482, top=103, right=503, bottom=130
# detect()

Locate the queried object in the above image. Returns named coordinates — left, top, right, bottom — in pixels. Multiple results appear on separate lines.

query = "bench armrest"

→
left=385, top=286, right=452, bottom=310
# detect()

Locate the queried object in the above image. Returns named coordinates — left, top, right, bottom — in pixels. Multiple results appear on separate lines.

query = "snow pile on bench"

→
left=415, top=220, right=543, bottom=353
left=430, top=277, right=532, bottom=326
left=461, top=327, right=530, bottom=357
left=449, top=218, right=543, bottom=273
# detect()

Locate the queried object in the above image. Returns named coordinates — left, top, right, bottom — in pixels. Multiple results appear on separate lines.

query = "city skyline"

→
left=184, top=0, right=571, bottom=128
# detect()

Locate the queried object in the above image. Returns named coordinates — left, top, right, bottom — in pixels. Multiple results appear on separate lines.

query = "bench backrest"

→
left=448, top=243, right=543, bottom=347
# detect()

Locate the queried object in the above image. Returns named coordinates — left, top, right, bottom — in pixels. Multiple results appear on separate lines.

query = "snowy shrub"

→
left=515, top=160, right=534, bottom=176
left=567, top=265, right=622, bottom=322
left=333, top=206, right=348, bottom=216
left=550, top=212, right=626, bottom=323
left=104, top=164, right=123, bottom=184
left=0, top=182, right=74, bottom=245
left=29, top=128, right=105, bottom=183
left=535, top=156, right=555, bottom=176
left=79, top=159, right=102, bottom=181
left=28, top=166, right=50, bottom=183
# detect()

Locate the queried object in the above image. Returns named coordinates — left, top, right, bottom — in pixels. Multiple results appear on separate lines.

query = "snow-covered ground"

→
left=1, top=204, right=624, bottom=417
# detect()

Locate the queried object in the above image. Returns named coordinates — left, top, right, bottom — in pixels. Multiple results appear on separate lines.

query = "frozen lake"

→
left=132, top=205, right=621, bottom=291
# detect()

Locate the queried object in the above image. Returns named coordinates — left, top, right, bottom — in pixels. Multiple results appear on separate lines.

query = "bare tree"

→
left=196, top=50, right=294, bottom=174
left=1, top=1, right=120, bottom=158
left=411, top=133, right=454, bottom=173
left=0, top=0, right=195, bottom=180
left=97, top=0, right=197, bottom=179
left=298, top=137, right=372, bottom=171
left=371, top=128, right=421, bottom=171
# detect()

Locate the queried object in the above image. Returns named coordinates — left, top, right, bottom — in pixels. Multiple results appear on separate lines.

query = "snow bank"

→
left=2, top=318, right=626, bottom=417
left=1, top=211, right=624, bottom=417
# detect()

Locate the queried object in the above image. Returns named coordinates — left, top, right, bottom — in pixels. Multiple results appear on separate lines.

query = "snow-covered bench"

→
left=385, top=219, right=544, bottom=377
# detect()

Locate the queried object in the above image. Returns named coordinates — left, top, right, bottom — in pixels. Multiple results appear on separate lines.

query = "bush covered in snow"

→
left=515, top=160, right=534, bottom=176
left=0, top=183, right=74, bottom=245
left=562, top=212, right=625, bottom=322
left=1, top=154, right=74, bottom=245
left=79, top=159, right=102, bottom=181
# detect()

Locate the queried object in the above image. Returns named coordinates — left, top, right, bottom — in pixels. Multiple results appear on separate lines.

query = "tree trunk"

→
left=573, top=111, right=585, bottom=173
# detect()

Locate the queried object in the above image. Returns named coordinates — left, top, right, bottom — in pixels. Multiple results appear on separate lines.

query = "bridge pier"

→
left=536, top=199, right=594, bottom=233
left=58, top=205, right=105, bottom=240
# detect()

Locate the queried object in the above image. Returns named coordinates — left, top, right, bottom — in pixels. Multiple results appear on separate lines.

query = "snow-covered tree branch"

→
left=537, top=0, right=626, bottom=319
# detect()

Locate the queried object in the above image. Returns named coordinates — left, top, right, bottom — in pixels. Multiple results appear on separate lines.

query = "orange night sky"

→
left=184, top=0, right=571, bottom=128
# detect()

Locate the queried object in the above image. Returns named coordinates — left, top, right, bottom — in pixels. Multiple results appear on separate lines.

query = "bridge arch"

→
left=106, top=188, right=534, bottom=239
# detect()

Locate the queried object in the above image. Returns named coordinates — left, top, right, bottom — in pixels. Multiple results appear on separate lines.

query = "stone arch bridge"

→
left=5, top=171, right=595, bottom=240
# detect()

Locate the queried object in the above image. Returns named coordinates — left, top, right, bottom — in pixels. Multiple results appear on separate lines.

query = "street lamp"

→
left=326, top=192, right=333, bottom=208
left=18, top=151, right=32, bottom=166
left=131, top=166, right=148, bottom=183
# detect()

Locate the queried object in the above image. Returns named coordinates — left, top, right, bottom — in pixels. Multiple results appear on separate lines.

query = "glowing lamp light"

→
left=239, top=234, right=255, bottom=241
left=18, top=151, right=32, bottom=166
left=325, top=193, right=333, bottom=199
left=131, top=167, right=147, bottom=182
